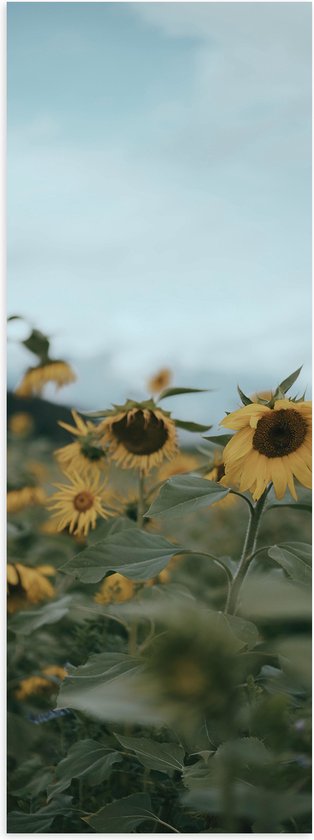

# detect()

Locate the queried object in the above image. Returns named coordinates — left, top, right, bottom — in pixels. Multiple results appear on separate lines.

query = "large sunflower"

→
left=100, top=404, right=178, bottom=472
left=15, top=360, right=76, bottom=396
left=47, top=471, right=113, bottom=537
left=220, top=399, right=312, bottom=501
left=55, top=410, right=107, bottom=473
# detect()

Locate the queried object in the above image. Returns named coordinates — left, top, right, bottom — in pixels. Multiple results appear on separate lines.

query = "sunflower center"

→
left=73, top=491, right=94, bottom=511
left=80, top=436, right=104, bottom=461
left=253, top=409, right=307, bottom=458
left=112, top=410, right=168, bottom=455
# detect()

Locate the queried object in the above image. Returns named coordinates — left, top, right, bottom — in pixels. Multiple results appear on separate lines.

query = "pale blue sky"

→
left=7, top=2, right=312, bottom=419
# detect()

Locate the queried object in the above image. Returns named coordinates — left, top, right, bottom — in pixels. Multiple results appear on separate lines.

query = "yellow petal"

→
left=220, top=403, right=270, bottom=431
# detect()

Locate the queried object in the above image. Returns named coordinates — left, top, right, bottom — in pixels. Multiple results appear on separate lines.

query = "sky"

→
left=7, top=2, right=312, bottom=423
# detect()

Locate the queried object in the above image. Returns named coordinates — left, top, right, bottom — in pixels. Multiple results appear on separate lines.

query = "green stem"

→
left=137, top=470, right=145, bottom=527
left=225, top=485, right=271, bottom=615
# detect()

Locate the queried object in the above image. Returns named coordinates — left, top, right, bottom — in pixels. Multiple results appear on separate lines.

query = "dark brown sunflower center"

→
left=112, top=410, right=168, bottom=455
left=80, top=436, right=104, bottom=461
left=253, top=409, right=307, bottom=458
left=74, top=491, right=94, bottom=512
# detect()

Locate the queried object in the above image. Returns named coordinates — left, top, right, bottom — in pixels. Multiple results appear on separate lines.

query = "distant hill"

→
left=7, top=392, right=73, bottom=442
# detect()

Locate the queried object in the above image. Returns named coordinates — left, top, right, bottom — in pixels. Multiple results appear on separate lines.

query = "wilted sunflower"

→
left=221, top=399, right=312, bottom=501
left=147, top=368, right=172, bottom=395
left=47, top=471, right=113, bottom=537
left=15, top=360, right=76, bottom=397
left=7, top=486, right=46, bottom=514
left=94, top=572, right=136, bottom=605
left=100, top=402, right=178, bottom=472
left=15, top=666, right=67, bottom=701
left=7, top=563, right=55, bottom=613
left=158, top=451, right=199, bottom=481
left=55, top=410, right=107, bottom=473
left=8, top=412, right=34, bottom=436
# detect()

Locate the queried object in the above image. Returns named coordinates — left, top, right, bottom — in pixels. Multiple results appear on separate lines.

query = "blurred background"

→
left=7, top=2, right=312, bottom=429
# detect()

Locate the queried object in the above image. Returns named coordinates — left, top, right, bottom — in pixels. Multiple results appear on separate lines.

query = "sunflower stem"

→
left=225, top=485, right=270, bottom=615
left=137, top=470, right=146, bottom=527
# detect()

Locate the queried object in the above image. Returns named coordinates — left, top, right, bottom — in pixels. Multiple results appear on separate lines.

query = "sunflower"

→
left=7, top=486, right=46, bottom=514
left=8, top=412, right=34, bottom=436
left=7, top=563, right=56, bottom=613
left=47, top=471, right=113, bottom=537
left=55, top=410, right=107, bottom=473
left=15, top=360, right=76, bottom=396
left=147, top=368, right=172, bottom=395
left=204, top=451, right=236, bottom=509
left=220, top=399, right=312, bottom=501
left=15, top=666, right=67, bottom=701
left=94, top=573, right=136, bottom=605
left=158, top=452, right=199, bottom=482
left=99, top=404, right=178, bottom=473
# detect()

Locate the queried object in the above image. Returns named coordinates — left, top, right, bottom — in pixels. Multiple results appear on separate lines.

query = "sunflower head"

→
left=94, top=573, right=136, bottom=605
left=15, top=360, right=76, bottom=397
left=15, top=666, right=67, bottom=700
left=7, top=486, right=46, bottom=514
left=99, top=399, right=178, bottom=473
left=7, top=563, right=56, bottom=613
left=221, top=397, right=312, bottom=501
left=47, top=471, right=113, bottom=537
left=147, top=368, right=172, bottom=395
left=55, top=410, right=107, bottom=473
left=8, top=412, right=34, bottom=437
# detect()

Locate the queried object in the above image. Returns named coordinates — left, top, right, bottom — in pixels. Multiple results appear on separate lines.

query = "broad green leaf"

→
left=146, top=476, right=229, bottom=519
left=214, top=737, right=272, bottom=768
left=7, top=795, right=73, bottom=834
left=173, top=419, right=211, bottom=432
left=202, top=433, right=233, bottom=446
left=48, top=740, right=121, bottom=801
left=268, top=542, right=311, bottom=583
left=87, top=516, right=136, bottom=543
left=219, top=613, right=260, bottom=650
left=239, top=575, right=311, bottom=620
left=114, top=733, right=184, bottom=775
left=276, top=636, right=312, bottom=688
left=8, top=595, right=72, bottom=636
left=61, top=528, right=182, bottom=583
left=159, top=387, right=209, bottom=400
left=57, top=652, right=161, bottom=726
left=237, top=385, right=252, bottom=405
left=11, top=758, right=53, bottom=799
left=83, top=792, right=152, bottom=832
left=277, top=366, right=302, bottom=395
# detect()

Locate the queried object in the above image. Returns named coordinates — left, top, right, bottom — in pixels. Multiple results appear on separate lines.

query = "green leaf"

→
left=83, top=792, right=153, bottom=832
left=276, top=636, right=312, bottom=688
left=239, top=575, right=311, bottom=620
left=268, top=542, right=311, bottom=583
left=237, top=385, right=253, bottom=405
left=182, top=785, right=311, bottom=826
left=159, top=387, right=209, bottom=400
left=220, top=614, right=260, bottom=650
left=61, top=528, right=182, bottom=583
left=48, top=740, right=122, bottom=801
left=267, top=502, right=311, bottom=514
left=202, top=433, right=233, bottom=446
left=7, top=795, right=73, bottom=833
left=10, top=758, right=53, bottom=799
left=114, top=733, right=184, bottom=775
left=173, top=419, right=212, bottom=432
left=8, top=596, right=72, bottom=636
left=146, top=476, right=229, bottom=519
left=22, top=328, right=50, bottom=363
left=57, top=652, right=160, bottom=726
left=277, top=366, right=302, bottom=395
left=81, top=408, right=113, bottom=418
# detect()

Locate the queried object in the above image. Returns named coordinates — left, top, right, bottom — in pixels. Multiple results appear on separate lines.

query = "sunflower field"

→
left=7, top=324, right=312, bottom=834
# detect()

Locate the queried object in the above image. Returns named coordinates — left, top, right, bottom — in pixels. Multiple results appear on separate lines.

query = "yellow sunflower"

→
left=47, top=471, right=113, bottom=537
left=147, top=368, right=172, bottom=395
left=7, top=486, right=46, bottom=514
left=100, top=404, right=178, bottom=473
left=15, top=666, right=67, bottom=700
left=94, top=572, right=136, bottom=605
left=220, top=399, right=312, bottom=501
left=204, top=451, right=236, bottom=509
left=7, top=563, right=56, bottom=613
left=8, top=412, right=34, bottom=436
left=158, top=452, right=199, bottom=481
left=55, top=410, right=107, bottom=473
left=15, top=360, right=76, bottom=397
